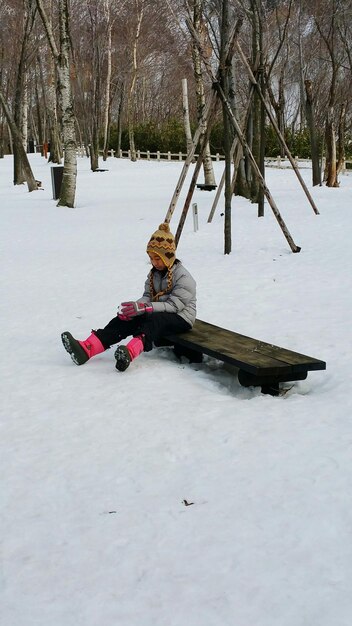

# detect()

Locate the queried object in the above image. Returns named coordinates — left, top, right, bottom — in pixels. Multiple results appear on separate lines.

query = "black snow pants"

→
left=94, top=312, right=191, bottom=352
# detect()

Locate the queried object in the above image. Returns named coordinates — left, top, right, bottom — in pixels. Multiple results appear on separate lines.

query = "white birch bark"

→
left=21, top=80, right=28, bottom=151
left=43, top=51, right=62, bottom=163
left=0, top=88, right=37, bottom=191
left=48, top=76, right=62, bottom=162
left=128, top=0, right=145, bottom=162
left=58, top=0, right=77, bottom=204
left=192, top=0, right=216, bottom=186
left=182, top=78, right=194, bottom=155
left=102, top=4, right=113, bottom=161
left=36, top=0, right=77, bottom=207
left=13, top=0, right=36, bottom=185
left=0, top=115, right=4, bottom=157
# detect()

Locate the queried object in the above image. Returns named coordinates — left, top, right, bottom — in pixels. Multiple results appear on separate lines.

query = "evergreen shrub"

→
left=109, top=119, right=333, bottom=160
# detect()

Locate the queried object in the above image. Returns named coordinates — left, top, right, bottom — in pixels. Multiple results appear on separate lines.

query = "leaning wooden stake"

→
left=186, top=16, right=301, bottom=253
left=236, top=42, right=319, bottom=215
left=164, top=88, right=218, bottom=224
left=175, top=97, right=219, bottom=246
left=208, top=81, right=257, bottom=223
left=207, top=138, right=242, bottom=223
left=165, top=17, right=244, bottom=227
left=213, top=82, right=301, bottom=253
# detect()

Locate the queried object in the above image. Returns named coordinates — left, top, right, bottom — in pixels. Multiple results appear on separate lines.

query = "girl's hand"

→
left=117, top=313, right=131, bottom=321
left=120, top=301, right=153, bottom=317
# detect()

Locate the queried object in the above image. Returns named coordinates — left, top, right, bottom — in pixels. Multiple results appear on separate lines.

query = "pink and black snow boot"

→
left=61, top=331, right=105, bottom=365
left=115, top=336, right=144, bottom=372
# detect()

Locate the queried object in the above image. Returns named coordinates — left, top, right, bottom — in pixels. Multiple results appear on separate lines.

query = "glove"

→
left=120, top=301, right=153, bottom=318
left=117, top=313, right=131, bottom=321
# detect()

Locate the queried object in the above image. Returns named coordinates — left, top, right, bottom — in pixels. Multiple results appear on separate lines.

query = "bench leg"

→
left=238, top=369, right=308, bottom=396
left=173, top=344, right=203, bottom=363
left=260, top=382, right=281, bottom=396
left=154, top=340, right=203, bottom=363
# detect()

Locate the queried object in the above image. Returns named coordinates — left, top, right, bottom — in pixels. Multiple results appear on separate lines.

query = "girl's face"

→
left=148, top=252, right=167, bottom=271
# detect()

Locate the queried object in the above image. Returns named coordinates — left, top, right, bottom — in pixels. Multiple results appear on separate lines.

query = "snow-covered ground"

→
left=1, top=153, right=352, bottom=626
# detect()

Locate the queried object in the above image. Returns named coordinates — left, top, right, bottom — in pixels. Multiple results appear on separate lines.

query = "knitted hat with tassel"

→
left=146, top=222, right=176, bottom=268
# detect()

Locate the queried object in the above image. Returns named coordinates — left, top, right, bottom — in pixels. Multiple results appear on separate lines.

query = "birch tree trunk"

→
left=219, top=0, right=232, bottom=254
left=14, top=63, right=26, bottom=184
left=264, top=0, right=293, bottom=158
left=325, top=106, right=337, bottom=186
left=34, top=66, right=45, bottom=154
left=36, top=0, right=77, bottom=207
left=182, top=78, right=193, bottom=155
left=0, top=46, right=4, bottom=157
left=315, top=3, right=339, bottom=188
left=89, top=75, right=100, bottom=171
left=57, top=0, right=77, bottom=203
left=0, top=116, right=4, bottom=157
left=235, top=0, right=264, bottom=209
left=43, top=54, right=62, bottom=163
left=266, top=70, right=287, bottom=158
left=102, top=2, right=113, bottom=161
left=192, top=0, right=215, bottom=186
left=88, top=2, right=103, bottom=172
left=248, top=0, right=261, bottom=204
left=21, top=80, right=28, bottom=150
left=128, top=0, right=145, bottom=162
left=13, top=0, right=36, bottom=185
left=336, top=102, right=346, bottom=177
left=0, top=88, right=37, bottom=191
left=297, top=0, right=306, bottom=131
left=116, top=81, right=125, bottom=156
left=304, top=79, right=321, bottom=186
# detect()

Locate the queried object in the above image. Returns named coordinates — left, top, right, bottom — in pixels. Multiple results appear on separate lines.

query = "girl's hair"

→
left=149, top=260, right=180, bottom=301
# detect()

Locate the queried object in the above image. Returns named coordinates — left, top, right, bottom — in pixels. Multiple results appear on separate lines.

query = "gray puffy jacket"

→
left=138, top=261, right=196, bottom=327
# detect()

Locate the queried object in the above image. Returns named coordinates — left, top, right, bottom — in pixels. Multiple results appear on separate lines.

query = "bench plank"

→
left=165, top=319, right=326, bottom=378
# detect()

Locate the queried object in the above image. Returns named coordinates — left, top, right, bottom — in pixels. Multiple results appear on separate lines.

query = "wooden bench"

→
left=163, top=319, right=326, bottom=395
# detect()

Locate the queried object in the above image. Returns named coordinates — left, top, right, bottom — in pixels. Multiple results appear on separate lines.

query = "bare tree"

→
left=264, top=0, right=293, bottom=156
left=36, top=0, right=77, bottom=207
left=182, top=78, right=194, bottom=154
left=11, top=0, right=37, bottom=184
left=128, top=0, right=145, bottom=161
left=0, top=88, right=37, bottom=190
left=305, top=79, right=321, bottom=186
left=190, top=0, right=216, bottom=186
left=38, top=52, right=62, bottom=164
left=315, top=12, right=337, bottom=186
left=219, top=0, right=232, bottom=254
left=102, top=0, right=113, bottom=161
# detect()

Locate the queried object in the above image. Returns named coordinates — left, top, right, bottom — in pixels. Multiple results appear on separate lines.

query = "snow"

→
left=1, top=153, right=352, bottom=626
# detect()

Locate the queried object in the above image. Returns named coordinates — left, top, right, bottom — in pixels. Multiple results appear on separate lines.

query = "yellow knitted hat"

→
left=146, top=223, right=176, bottom=268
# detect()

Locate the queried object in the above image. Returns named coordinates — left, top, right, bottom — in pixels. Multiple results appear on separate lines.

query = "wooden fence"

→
left=96, top=148, right=225, bottom=162
left=94, top=148, right=352, bottom=171
left=34, top=143, right=351, bottom=171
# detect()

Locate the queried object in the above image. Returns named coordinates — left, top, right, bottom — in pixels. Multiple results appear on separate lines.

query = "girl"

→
left=61, top=223, right=196, bottom=371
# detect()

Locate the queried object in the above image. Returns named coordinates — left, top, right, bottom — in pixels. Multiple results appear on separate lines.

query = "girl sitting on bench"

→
left=61, top=222, right=197, bottom=371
